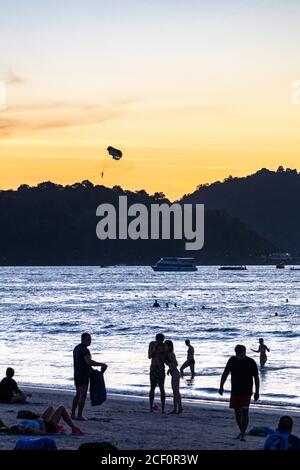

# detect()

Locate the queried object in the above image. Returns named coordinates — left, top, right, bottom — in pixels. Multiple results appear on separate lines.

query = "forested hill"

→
left=0, top=181, right=275, bottom=265
left=181, top=167, right=300, bottom=252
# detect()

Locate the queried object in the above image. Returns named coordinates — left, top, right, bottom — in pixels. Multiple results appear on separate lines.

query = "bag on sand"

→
left=17, top=410, right=40, bottom=420
left=248, top=426, right=274, bottom=437
left=90, top=369, right=107, bottom=407
left=79, top=442, right=118, bottom=452
left=14, top=437, right=57, bottom=451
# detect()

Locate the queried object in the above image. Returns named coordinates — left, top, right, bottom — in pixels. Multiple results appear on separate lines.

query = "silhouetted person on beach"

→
left=0, top=406, right=84, bottom=436
left=219, top=344, right=259, bottom=442
left=165, top=340, right=182, bottom=414
left=153, top=300, right=160, bottom=308
left=180, top=340, right=195, bottom=379
left=71, top=333, right=107, bottom=421
left=0, top=368, right=27, bottom=404
left=251, top=338, right=270, bottom=369
left=148, top=333, right=168, bottom=413
left=264, top=416, right=300, bottom=450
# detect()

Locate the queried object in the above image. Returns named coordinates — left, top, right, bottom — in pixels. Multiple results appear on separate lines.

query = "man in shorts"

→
left=148, top=333, right=168, bottom=413
left=219, top=344, right=259, bottom=441
left=71, top=333, right=107, bottom=420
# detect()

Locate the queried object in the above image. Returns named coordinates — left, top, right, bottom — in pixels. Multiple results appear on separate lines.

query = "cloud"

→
left=0, top=103, right=120, bottom=137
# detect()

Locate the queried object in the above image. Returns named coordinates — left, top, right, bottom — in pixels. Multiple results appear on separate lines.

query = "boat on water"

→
left=276, top=262, right=285, bottom=269
left=151, top=257, right=197, bottom=272
left=219, top=266, right=247, bottom=271
left=290, top=267, right=300, bottom=271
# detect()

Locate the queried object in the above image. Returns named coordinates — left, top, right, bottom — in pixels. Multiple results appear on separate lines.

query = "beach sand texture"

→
left=1, top=388, right=300, bottom=450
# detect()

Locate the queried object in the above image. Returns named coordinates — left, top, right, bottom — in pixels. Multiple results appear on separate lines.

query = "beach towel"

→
left=14, top=437, right=57, bottom=451
left=90, top=369, right=107, bottom=406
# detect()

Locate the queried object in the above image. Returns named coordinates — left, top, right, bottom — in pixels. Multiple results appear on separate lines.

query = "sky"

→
left=0, top=0, right=300, bottom=199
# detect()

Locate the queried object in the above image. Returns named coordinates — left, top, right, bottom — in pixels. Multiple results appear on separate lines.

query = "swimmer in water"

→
left=153, top=300, right=160, bottom=308
left=251, top=338, right=270, bottom=369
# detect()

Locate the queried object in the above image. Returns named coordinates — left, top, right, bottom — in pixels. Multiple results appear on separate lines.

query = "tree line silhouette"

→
left=0, top=178, right=276, bottom=265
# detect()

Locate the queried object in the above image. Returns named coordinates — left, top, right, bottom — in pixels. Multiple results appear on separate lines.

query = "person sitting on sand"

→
left=0, top=406, right=84, bottom=436
left=264, top=416, right=300, bottom=451
left=148, top=333, right=168, bottom=413
left=251, top=338, right=270, bottom=369
left=71, top=333, right=108, bottom=421
left=165, top=340, right=182, bottom=414
left=153, top=300, right=160, bottom=308
left=0, top=368, right=27, bottom=404
left=180, top=340, right=195, bottom=379
left=219, top=344, right=259, bottom=442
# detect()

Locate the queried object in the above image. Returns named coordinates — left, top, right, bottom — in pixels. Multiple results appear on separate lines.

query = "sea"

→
left=0, top=266, right=299, bottom=409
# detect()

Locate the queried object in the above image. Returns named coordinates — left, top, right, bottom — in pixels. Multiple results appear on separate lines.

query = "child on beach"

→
left=251, top=338, right=270, bottom=369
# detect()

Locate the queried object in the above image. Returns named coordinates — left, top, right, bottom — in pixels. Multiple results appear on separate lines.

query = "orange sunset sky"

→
left=1, top=0, right=300, bottom=199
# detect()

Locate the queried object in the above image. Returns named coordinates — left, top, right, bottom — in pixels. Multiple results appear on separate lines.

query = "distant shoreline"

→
left=19, top=384, right=300, bottom=414
left=0, top=263, right=298, bottom=267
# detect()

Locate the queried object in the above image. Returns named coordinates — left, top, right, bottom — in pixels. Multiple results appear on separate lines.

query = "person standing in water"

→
left=180, top=339, right=195, bottom=379
left=251, top=338, right=270, bottom=369
left=165, top=340, right=182, bottom=414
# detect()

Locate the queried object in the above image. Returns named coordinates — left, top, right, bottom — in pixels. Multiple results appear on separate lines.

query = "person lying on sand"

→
left=0, top=406, right=84, bottom=436
left=0, top=368, right=27, bottom=404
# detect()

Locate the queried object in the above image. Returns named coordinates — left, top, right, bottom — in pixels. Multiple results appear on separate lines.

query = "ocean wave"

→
left=203, top=327, right=239, bottom=333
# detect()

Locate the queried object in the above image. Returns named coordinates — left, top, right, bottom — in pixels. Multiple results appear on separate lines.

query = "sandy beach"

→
left=1, top=387, right=299, bottom=451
